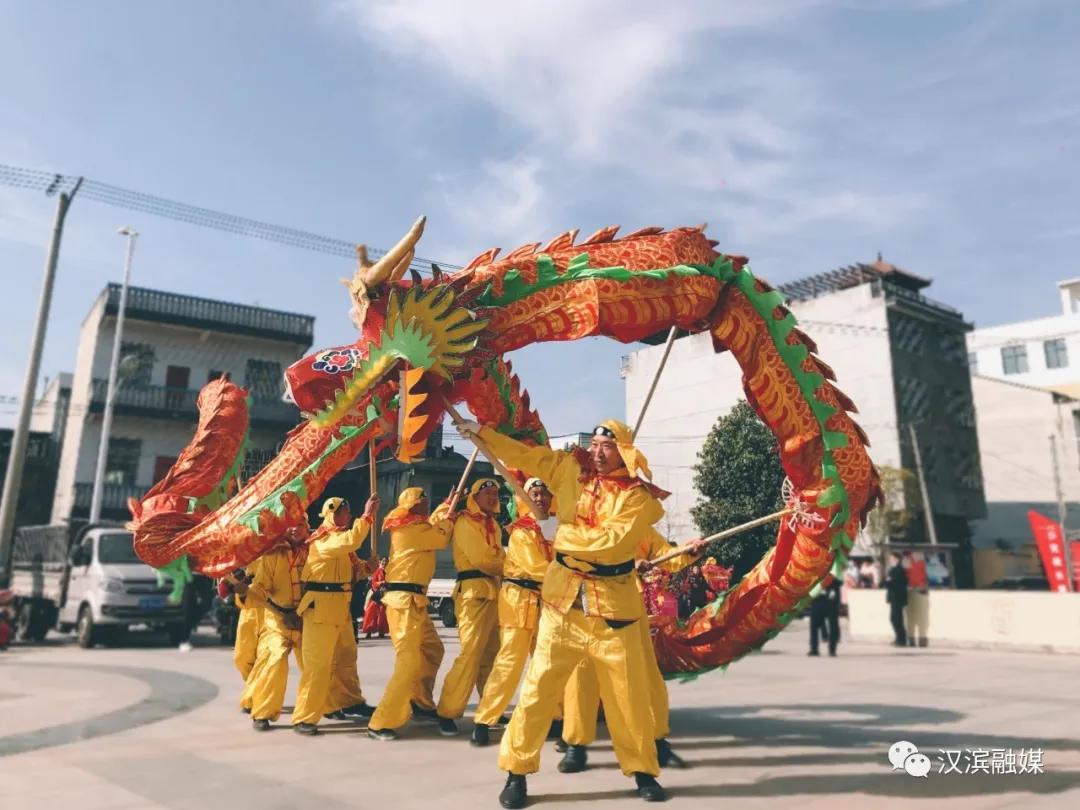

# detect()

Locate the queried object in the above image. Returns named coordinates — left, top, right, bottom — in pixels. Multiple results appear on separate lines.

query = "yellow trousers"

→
left=498, top=606, right=659, bottom=777
left=292, top=617, right=365, bottom=726
left=369, top=602, right=444, bottom=731
left=436, top=594, right=499, bottom=719
left=474, top=624, right=537, bottom=726
left=233, top=607, right=263, bottom=681
left=244, top=613, right=303, bottom=722
left=562, top=617, right=669, bottom=744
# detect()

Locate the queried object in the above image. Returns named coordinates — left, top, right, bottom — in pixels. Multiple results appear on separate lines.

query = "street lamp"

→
left=89, top=226, right=139, bottom=523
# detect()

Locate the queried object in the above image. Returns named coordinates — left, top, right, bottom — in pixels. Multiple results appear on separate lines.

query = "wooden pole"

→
left=632, top=326, right=678, bottom=440
left=447, top=447, right=480, bottom=513
left=368, top=442, right=379, bottom=560
left=444, top=402, right=542, bottom=521
left=644, top=507, right=795, bottom=568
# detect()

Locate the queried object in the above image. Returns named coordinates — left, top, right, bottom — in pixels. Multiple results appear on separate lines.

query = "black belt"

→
left=555, top=553, right=634, bottom=577
left=301, top=581, right=352, bottom=593
left=267, top=598, right=298, bottom=614
left=456, top=570, right=493, bottom=582
left=384, top=582, right=425, bottom=595
left=505, top=577, right=541, bottom=592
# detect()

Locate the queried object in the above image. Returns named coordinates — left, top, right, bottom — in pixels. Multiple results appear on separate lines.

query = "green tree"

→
left=691, top=400, right=786, bottom=583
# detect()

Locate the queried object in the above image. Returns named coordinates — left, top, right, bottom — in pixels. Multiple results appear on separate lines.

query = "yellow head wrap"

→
left=466, top=478, right=501, bottom=515
left=319, top=497, right=349, bottom=527
left=596, top=419, right=653, bottom=480
left=382, top=487, right=428, bottom=526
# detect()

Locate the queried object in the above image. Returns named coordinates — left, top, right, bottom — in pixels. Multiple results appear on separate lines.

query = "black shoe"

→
left=367, top=727, right=398, bottom=741
left=546, top=718, right=564, bottom=740
left=497, top=714, right=511, bottom=726
left=252, top=719, right=271, bottom=731
left=807, top=650, right=820, bottom=656
left=324, top=710, right=347, bottom=721
left=411, top=702, right=439, bottom=723
left=557, top=745, right=588, bottom=773
left=634, top=773, right=667, bottom=802
left=471, top=723, right=490, bottom=747
left=655, top=738, right=686, bottom=769
left=342, top=702, right=376, bottom=719
left=829, top=649, right=837, bottom=657
left=438, top=717, right=459, bottom=737
left=293, top=722, right=318, bottom=736
left=499, top=774, right=527, bottom=809
left=554, top=737, right=569, bottom=753
left=242, top=706, right=252, bottom=714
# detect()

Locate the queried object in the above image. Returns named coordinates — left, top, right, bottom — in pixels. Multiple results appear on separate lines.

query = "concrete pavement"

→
left=1, top=619, right=1078, bottom=809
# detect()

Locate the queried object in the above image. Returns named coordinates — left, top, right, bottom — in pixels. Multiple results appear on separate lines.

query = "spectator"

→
left=808, top=578, right=842, bottom=657
left=903, top=551, right=930, bottom=647
left=885, top=552, right=908, bottom=647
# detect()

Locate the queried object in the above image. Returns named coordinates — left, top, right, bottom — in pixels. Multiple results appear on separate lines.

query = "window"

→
left=245, top=359, right=283, bottom=401
left=104, top=437, right=141, bottom=485
left=968, top=352, right=978, bottom=374
left=1044, top=338, right=1068, bottom=369
left=1001, top=345, right=1028, bottom=375
left=117, top=342, right=155, bottom=387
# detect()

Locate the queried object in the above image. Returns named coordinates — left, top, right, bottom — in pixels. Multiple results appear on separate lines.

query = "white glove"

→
left=456, top=419, right=482, bottom=437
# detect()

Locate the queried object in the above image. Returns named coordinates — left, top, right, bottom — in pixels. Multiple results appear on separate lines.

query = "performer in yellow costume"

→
left=235, top=525, right=308, bottom=730
left=232, top=569, right=264, bottom=688
left=291, top=494, right=379, bottom=734
left=457, top=418, right=668, bottom=807
left=367, top=487, right=454, bottom=740
left=470, top=477, right=555, bottom=747
left=558, top=526, right=701, bottom=772
left=436, top=478, right=505, bottom=736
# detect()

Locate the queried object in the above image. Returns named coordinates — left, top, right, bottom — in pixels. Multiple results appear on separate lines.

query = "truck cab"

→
left=56, top=527, right=184, bottom=647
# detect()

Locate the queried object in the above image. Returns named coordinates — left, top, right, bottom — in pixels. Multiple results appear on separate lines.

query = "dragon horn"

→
left=362, top=215, right=426, bottom=287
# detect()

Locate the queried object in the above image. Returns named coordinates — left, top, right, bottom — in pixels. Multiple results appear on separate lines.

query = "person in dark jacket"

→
left=885, top=553, right=909, bottom=647
left=808, top=578, right=842, bottom=656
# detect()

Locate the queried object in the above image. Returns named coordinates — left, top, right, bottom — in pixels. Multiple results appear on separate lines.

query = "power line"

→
left=0, top=163, right=458, bottom=275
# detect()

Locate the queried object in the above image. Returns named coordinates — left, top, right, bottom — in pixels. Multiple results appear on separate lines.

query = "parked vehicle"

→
left=986, top=576, right=1050, bottom=591
left=7, top=523, right=184, bottom=647
left=428, top=578, right=456, bottom=628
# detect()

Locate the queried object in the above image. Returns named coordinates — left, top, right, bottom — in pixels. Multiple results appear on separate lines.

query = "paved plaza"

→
left=2, top=620, right=1078, bottom=809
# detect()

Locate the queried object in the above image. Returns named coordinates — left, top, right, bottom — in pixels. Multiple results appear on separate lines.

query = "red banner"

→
left=1072, top=541, right=1080, bottom=592
left=1027, top=511, right=1074, bottom=593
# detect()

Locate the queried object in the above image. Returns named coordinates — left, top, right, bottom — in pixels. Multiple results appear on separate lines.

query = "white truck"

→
left=7, top=523, right=185, bottom=648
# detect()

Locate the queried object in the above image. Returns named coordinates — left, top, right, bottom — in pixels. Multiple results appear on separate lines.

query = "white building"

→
left=51, top=284, right=315, bottom=523
left=967, top=279, right=1080, bottom=395
left=969, top=374, right=1080, bottom=546
left=624, top=259, right=985, bottom=553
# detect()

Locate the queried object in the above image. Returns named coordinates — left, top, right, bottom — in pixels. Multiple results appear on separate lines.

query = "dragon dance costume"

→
left=437, top=479, right=506, bottom=726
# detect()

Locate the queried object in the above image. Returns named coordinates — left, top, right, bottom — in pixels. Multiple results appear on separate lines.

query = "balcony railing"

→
left=89, top=379, right=300, bottom=427
left=105, top=284, right=315, bottom=344
left=74, top=482, right=147, bottom=512
left=873, top=280, right=969, bottom=325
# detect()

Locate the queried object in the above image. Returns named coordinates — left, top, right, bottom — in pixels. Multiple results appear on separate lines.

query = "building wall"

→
left=51, top=294, right=311, bottom=523
left=969, top=374, right=1080, bottom=549
left=967, top=281, right=1080, bottom=389
left=624, top=283, right=899, bottom=542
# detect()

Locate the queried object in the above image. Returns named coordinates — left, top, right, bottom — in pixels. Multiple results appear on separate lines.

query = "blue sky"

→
left=1, top=0, right=1077, bottom=436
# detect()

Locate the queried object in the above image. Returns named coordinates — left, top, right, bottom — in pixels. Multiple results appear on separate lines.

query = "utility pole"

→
left=89, top=227, right=138, bottom=523
left=0, top=182, right=81, bottom=587
left=908, top=423, right=939, bottom=546
left=1049, top=433, right=1074, bottom=588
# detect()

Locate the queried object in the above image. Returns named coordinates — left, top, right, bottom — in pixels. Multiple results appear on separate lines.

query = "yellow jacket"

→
left=382, top=513, right=454, bottom=610
left=296, top=518, right=372, bottom=623
left=499, top=517, right=553, bottom=628
left=247, top=547, right=306, bottom=610
left=479, top=428, right=664, bottom=621
left=451, top=510, right=505, bottom=601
